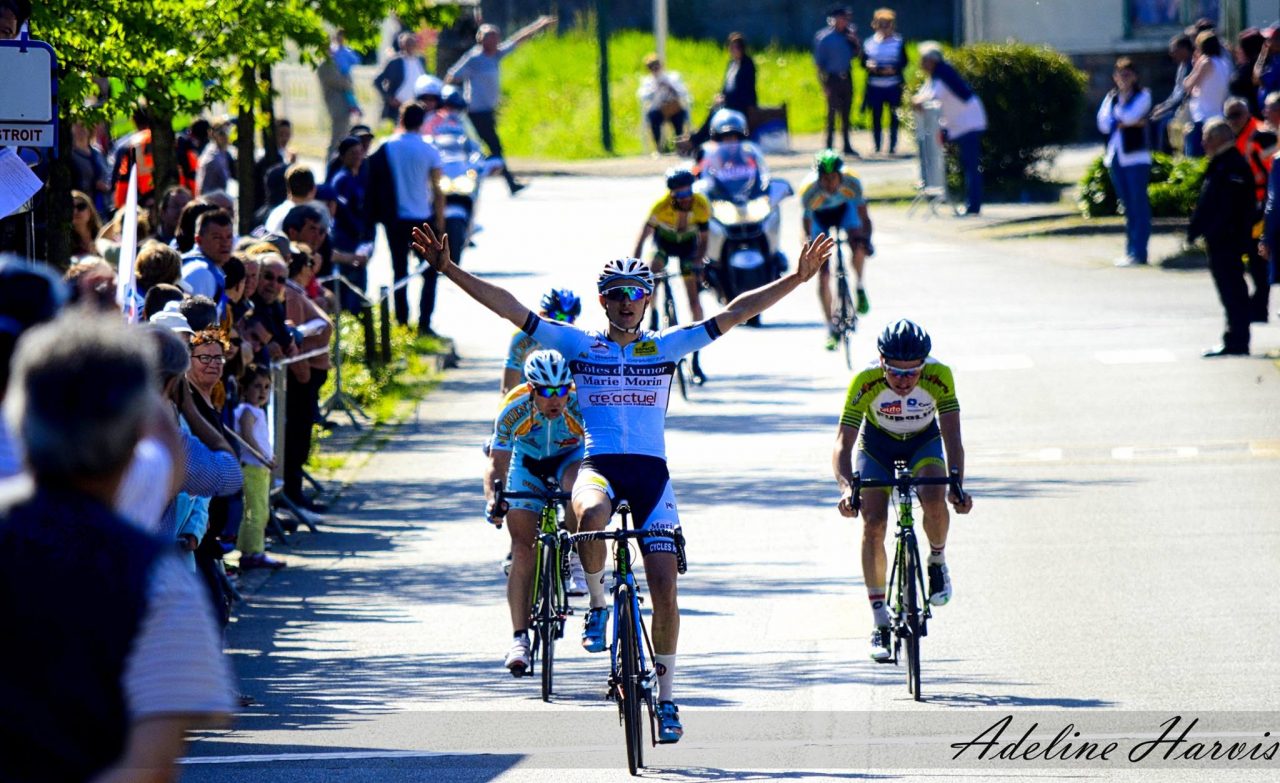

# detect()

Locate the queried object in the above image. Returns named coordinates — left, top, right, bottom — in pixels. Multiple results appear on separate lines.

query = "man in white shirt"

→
left=382, top=102, right=446, bottom=334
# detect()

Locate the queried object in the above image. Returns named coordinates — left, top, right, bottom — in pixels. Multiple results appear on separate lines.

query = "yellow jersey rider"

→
left=831, top=319, right=972, bottom=662
left=633, top=167, right=710, bottom=382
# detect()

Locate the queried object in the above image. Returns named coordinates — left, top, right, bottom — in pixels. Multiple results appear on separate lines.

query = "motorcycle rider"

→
left=696, top=109, right=769, bottom=203
left=423, top=86, right=484, bottom=153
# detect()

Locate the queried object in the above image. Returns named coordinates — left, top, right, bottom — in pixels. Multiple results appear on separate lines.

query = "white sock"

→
left=928, top=546, right=946, bottom=566
left=868, top=585, right=890, bottom=627
left=655, top=654, right=676, bottom=702
left=585, top=568, right=608, bottom=609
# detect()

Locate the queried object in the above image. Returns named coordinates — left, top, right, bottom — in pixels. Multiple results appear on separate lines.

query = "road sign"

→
left=0, top=36, right=59, bottom=149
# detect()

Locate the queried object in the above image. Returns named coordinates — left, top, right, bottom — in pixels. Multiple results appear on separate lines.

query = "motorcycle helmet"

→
left=877, top=319, right=932, bottom=362
left=596, top=258, right=654, bottom=294
left=414, top=74, right=444, bottom=101
left=540, top=288, right=582, bottom=321
left=709, top=109, right=748, bottom=140
left=814, top=149, right=843, bottom=175
left=441, top=85, right=468, bottom=111
left=524, top=349, right=573, bottom=387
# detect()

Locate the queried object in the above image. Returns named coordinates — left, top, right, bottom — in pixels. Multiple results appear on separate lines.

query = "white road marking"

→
left=1036, top=448, right=1064, bottom=461
left=1095, top=349, right=1177, bottom=365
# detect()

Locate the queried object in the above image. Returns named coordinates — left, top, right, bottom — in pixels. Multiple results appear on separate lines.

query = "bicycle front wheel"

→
left=540, top=543, right=559, bottom=701
left=904, top=547, right=922, bottom=700
left=618, top=592, right=645, bottom=774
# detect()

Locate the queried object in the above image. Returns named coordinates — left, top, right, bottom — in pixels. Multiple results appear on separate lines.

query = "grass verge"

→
left=497, top=26, right=919, bottom=159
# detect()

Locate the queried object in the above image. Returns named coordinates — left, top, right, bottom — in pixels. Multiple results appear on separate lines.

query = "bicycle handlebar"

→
left=489, top=478, right=572, bottom=525
left=569, top=528, right=678, bottom=544
left=850, top=468, right=966, bottom=513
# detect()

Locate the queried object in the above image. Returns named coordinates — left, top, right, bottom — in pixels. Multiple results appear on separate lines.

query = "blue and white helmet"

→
left=441, top=85, right=468, bottom=111
left=524, top=349, right=573, bottom=386
left=596, top=258, right=653, bottom=294
left=414, top=74, right=444, bottom=100
left=710, top=108, right=748, bottom=139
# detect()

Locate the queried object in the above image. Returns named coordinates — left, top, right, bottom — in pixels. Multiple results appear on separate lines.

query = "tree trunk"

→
left=44, top=117, right=75, bottom=269
left=259, top=65, right=277, bottom=156
left=148, top=100, right=179, bottom=204
left=236, top=63, right=258, bottom=236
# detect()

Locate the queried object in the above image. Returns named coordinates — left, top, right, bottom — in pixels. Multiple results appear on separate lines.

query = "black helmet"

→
left=877, top=319, right=931, bottom=361
left=665, top=166, right=696, bottom=191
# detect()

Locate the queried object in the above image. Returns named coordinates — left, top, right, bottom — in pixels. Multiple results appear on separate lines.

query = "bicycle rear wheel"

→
left=540, top=544, right=558, bottom=701
left=618, top=592, right=645, bottom=774
left=904, top=547, right=922, bottom=700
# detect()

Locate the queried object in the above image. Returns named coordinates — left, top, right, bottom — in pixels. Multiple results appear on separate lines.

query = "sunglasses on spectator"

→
left=1226, top=111, right=1247, bottom=120
left=261, top=272, right=285, bottom=283
left=549, top=311, right=576, bottom=322
left=74, top=202, right=90, bottom=212
left=193, top=353, right=226, bottom=365
left=883, top=364, right=923, bottom=378
left=533, top=384, right=571, bottom=398
left=603, top=286, right=649, bottom=302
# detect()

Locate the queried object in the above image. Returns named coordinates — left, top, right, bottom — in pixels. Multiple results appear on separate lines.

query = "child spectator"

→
left=236, top=365, right=285, bottom=570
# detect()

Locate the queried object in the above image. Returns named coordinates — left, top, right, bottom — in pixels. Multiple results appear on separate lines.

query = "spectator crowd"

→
left=1098, top=17, right=1280, bottom=355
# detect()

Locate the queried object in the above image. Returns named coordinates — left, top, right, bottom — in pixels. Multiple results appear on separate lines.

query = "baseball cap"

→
left=349, top=124, right=374, bottom=139
left=150, top=303, right=195, bottom=335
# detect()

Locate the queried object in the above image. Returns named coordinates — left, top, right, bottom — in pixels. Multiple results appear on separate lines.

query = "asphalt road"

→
left=182, top=173, right=1280, bottom=782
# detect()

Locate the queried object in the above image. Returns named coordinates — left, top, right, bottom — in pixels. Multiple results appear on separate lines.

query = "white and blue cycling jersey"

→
left=520, top=313, right=722, bottom=460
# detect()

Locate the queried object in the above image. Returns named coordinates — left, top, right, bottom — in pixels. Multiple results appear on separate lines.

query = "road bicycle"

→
left=824, top=225, right=859, bottom=370
left=493, top=477, right=574, bottom=701
left=571, top=501, right=686, bottom=775
left=850, top=464, right=964, bottom=701
left=647, top=269, right=697, bottom=401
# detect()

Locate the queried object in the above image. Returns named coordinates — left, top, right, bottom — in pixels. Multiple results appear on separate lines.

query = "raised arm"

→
left=411, top=222, right=533, bottom=328
left=713, top=234, right=833, bottom=333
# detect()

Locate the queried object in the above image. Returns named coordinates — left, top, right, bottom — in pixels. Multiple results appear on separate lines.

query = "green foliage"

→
left=1077, top=153, right=1206, bottom=218
left=911, top=43, right=1085, bottom=186
left=318, top=314, right=445, bottom=414
left=497, top=28, right=919, bottom=159
left=32, top=0, right=454, bottom=129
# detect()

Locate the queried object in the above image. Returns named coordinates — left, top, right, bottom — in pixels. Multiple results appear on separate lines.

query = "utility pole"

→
left=596, top=0, right=612, bottom=152
left=654, top=0, right=668, bottom=64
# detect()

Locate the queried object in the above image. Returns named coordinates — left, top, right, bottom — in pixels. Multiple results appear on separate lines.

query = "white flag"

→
left=116, top=152, right=141, bottom=323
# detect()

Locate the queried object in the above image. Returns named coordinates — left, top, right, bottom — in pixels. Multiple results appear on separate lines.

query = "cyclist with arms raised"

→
left=799, top=150, right=873, bottom=350
left=413, top=222, right=833, bottom=744
left=633, top=166, right=710, bottom=383
left=485, top=350, right=586, bottom=675
left=831, top=320, right=972, bottom=662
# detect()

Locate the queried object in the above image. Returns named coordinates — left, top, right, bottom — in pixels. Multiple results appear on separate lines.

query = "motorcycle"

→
left=426, top=125, right=503, bottom=264
left=702, top=178, right=793, bottom=326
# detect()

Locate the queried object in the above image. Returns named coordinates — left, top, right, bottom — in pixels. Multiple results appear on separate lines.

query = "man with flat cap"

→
left=814, top=6, right=862, bottom=157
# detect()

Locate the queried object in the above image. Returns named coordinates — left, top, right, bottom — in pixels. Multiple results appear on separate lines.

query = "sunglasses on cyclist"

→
left=672, top=188, right=693, bottom=199
left=603, top=286, right=649, bottom=302
left=533, top=384, right=571, bottom=398
left=883, top=363, right=924, bottom=378
left=548, top=311, right=576, bottom=322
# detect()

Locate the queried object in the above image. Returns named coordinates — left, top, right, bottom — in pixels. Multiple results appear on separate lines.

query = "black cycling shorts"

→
left=575, top=454, right=680, bottom=556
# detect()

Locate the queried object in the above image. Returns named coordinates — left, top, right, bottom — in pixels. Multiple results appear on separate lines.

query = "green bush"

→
left=908, top=43, right=1085, bottom=187
left=1076, top=152, right=1205, bottom=218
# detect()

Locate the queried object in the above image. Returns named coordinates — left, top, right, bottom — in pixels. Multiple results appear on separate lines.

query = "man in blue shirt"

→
left=446, top=15, right=555, bottom=195
left=814, top=6, right=862, bottom=157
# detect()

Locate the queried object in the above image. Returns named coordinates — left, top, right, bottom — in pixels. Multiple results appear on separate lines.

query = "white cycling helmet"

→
left=414, top=74, right=444, bottom=100
left=596, top=257, right=654, bottom=294
left=524, top=349, right=573, bottom=387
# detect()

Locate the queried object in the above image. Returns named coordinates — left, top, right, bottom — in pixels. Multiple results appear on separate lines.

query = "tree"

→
left=30, top=0, right=457, bottom=262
